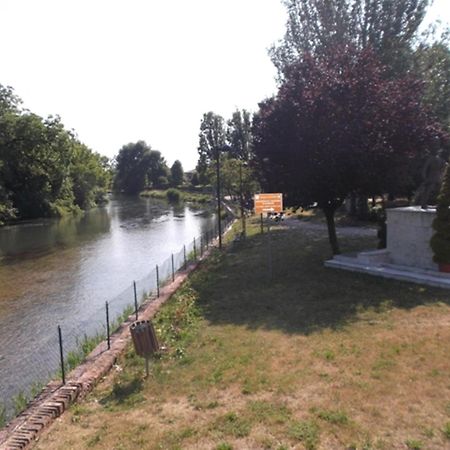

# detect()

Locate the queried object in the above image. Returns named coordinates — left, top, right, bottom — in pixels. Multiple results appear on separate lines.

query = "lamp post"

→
left=216, top=147, right=223, bottom=249
left=239, top=160, right=246, bottom=238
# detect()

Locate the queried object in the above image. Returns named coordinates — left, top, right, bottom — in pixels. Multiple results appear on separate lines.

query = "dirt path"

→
left=280, top=216, right=377, bottom=238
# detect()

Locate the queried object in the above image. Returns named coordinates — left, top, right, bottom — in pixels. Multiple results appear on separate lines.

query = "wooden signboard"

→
left=254, top=193, right=283, bottom=214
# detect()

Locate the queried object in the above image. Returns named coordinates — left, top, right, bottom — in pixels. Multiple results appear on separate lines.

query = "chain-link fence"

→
left=0, top=215, right=234, bottom=424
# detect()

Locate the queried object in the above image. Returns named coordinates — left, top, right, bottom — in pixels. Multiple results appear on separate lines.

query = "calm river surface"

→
left=0, top=195, right=215, bottom=411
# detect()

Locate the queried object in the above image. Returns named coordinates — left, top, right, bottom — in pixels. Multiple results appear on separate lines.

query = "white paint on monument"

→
left=386, top=206, right=438, bottom=271
left=325, top=206, right=450, bottom=289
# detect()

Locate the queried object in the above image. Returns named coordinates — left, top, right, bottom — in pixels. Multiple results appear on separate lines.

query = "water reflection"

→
left=0, top=208, right=111, bottom=261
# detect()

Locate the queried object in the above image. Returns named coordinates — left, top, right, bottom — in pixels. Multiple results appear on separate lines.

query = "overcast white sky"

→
left=1, top=0, right=449, bottom=170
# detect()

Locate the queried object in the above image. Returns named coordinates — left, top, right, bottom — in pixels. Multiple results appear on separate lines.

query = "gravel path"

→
left=279, top=217, right=377, bottom=238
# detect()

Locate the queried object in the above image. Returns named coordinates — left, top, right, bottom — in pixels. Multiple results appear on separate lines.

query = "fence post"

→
left=260, top=213, right=264, bottom=234
left=106, top=301, right=110, bottom=350
left=193, top=237, right=197, bottom=260
left=171, top=253, right=175, bottom=281
left=133, top=281, right=138, bottom=321
left=156, top=264, right=160, bottom=298
left=58, top=325, right=65, bottom=385
left=183, top=245, right=187, bottom=269
left=267, top=221, right=273, bottom=280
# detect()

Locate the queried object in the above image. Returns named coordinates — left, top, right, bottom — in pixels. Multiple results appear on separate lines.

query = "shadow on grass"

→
left=192, top=227, right=450, bottom=335
left=99, top=373, right=144, bottom=408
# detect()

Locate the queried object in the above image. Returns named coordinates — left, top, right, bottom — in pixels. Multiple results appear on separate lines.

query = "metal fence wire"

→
left=0, top=215, right=233, bottom=421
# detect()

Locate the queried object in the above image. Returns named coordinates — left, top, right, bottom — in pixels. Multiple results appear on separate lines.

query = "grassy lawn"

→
left=34, top=219, right=450, bottom=450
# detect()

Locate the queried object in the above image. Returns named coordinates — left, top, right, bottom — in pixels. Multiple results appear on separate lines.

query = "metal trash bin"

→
left=130, top=320, right=159, bottom=359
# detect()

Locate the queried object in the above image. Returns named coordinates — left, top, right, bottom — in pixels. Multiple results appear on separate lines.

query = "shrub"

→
left=430, top=165, right=450, bottom=264
left=156, top=176, right=169, bottom=189
left=166, top=188, right=181, bottom=203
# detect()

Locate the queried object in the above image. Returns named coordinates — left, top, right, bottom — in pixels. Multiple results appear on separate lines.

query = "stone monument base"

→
left=325, top=207, right=450, bottom=289
left=386, top=206, right=437, bottom=271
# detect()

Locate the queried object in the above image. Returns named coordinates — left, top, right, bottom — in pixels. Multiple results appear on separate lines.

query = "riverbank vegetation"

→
left=0, top=84, right=112, bottom=225
left=140, top=187, right=212, bottom=204
left=113, top=140, right=191, bottom=196
left=35, top=220, right=450, bottom=449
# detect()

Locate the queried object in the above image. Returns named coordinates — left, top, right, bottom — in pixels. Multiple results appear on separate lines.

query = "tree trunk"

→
left=349, top=192, right=357, bottom=216
left=323, top=206, right=340, bottom=255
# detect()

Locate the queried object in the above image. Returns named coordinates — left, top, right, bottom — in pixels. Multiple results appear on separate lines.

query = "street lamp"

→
left=216, top=144, right=230, bottom=249
left=216, top=149, right=222, bottom=249
left=239, top=160, right=247, bottom=239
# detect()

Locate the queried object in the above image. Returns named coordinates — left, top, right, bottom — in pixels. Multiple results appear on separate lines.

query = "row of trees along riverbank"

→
left=0, top=84, right=112, bottom=225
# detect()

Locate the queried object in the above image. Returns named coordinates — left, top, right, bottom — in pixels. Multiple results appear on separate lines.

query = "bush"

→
left=166, top=188, right=181, bottom=203
left=0, top=201, right=17, bottom=225
left=430, top=165, right=450, bottom=264
left=156, top=176, right=169, bottom=189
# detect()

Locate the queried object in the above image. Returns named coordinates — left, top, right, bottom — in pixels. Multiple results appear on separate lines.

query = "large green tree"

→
left=271, top=0, right=430, bottom=77
left=70, top=142, right=111, bottom=209
left=0, top=83, right=112, bottom=222
left=197, top=112, right=227, bottom=185
left=227, top=109, right=253, bottom=161
left=207, top=157, right=259, bottom=201
left=114, top=141, right=168, bottom=194
left=414, top=37, right=450, bottom=131
left=1, top=114, right=75, bottom=218
left=170, top=160, right=184, bottom=187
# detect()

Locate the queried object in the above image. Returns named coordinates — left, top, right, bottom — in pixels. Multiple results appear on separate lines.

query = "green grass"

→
left=34, top=219, right=450, bottom=450
left=12, top=391, right=28, bottom=416
left=444, top=422, right=450, bottom=439
left=216, top=443, right=233, bottom=450
left=405, top=438, right=424, bottom=449
left=289, top=420, right=320, bottom=449
left=0, top=403, right=6, bottom=428
left=212, top=412, right=251, bottom=438
left=312, top=407, right=349, bottom=425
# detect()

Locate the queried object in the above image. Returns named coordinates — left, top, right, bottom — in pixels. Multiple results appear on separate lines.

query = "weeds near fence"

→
left=153, top=285, right=202, bottom=360
left=12, top=392, right=28, bottom=416
left=112, top=305, right=134, bottom=332
left=0, top=404, right=6, bottom=428
left=65, top=332, right=106, bottom=372
left=59, top=303, right=135, bottom=378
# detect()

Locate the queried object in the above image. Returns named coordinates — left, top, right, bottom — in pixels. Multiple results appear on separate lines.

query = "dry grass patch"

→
left=34, top=223, right=450, bottom=449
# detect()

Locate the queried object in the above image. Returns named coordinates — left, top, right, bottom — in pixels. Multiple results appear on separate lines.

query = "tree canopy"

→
left=414, top=37, right=450, bottom=131
left=253, top=46, right=444, bottom=254
left=113, top=141, right=168, bottom=194
left=271, top=0, right=430, bottom=77
left=227, top=109, right=253, bottom=161
left=196, top=112, right=227, bottom=185
left=0, top=84, right=111, bottom=224
left=170, top=160, right=184, bottom=187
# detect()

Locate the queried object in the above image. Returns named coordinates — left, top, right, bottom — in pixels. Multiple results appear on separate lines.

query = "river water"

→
left=0, top=195, right=215, bottom=413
